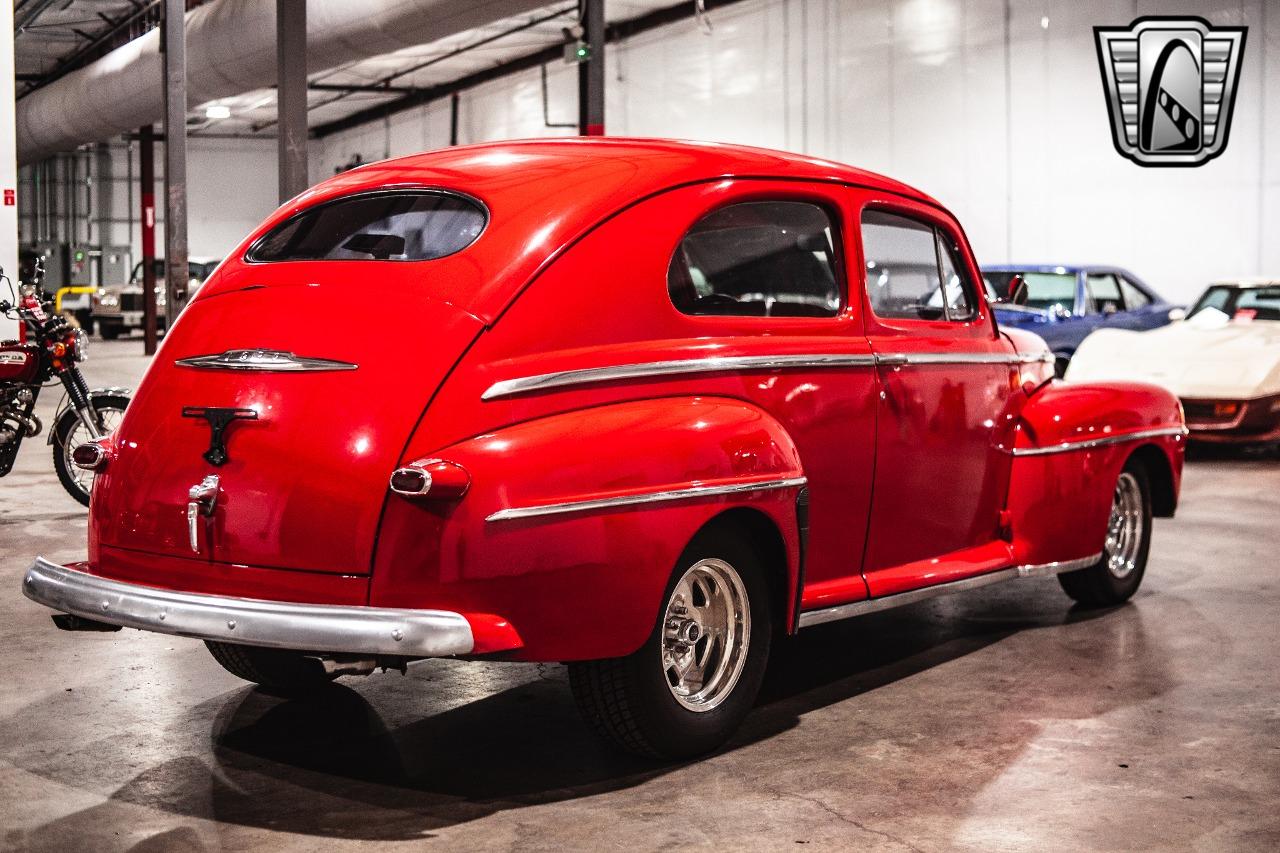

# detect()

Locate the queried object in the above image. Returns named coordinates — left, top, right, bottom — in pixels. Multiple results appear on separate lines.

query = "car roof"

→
left=980, top=264, right=1134, bottom=275
left=250, top=138, right=945, bottom=323
left=1207, top=277, right=1280, bottom=287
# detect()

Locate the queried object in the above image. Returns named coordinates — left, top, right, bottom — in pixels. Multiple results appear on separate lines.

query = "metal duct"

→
left=16, top=0, right=549, bottom=164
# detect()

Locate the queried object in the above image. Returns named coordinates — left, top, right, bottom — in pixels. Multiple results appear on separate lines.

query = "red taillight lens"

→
left=72, top=441, right=109, bottom=471
left=389, top=458, right=469, bottom=499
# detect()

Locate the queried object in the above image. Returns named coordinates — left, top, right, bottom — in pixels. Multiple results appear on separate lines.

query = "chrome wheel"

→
left=660, top=558, right=751, bottom=712
left=1105, top=471, right=1144, bottom=579
left=62, top=406, right=125, bottom=497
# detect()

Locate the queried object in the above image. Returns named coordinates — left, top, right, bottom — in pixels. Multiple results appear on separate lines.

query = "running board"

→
left=796, top=553, right=1102, bottom=629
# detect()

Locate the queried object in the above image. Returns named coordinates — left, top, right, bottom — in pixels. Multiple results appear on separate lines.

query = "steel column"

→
left=276, top=0, right=308, bottom=203
left=161, top=0, right=188, bottom=327
left=139, top=126, right=158, bottom=356
left=577, top=0, right=605, bottom=136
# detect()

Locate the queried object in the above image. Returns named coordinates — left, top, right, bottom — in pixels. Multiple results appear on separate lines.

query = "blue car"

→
left=981, top=264, right=1180, bottom=376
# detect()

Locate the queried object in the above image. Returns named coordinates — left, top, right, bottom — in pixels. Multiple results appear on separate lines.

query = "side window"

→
left=1087, top=273, right=1124, bottom=314
left=861, top=209, right=976, bottom=322
left=936, top=231, right=977, bottom=320
left=667, top=201, right=841, bottom=318
left=1118, top=277, right=1152, bottom=309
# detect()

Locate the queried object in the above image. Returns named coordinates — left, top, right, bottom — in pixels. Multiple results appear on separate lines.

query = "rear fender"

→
left=1007, top=381, right=1184, bottom=567
left=370, top=396, right=805, bottom=661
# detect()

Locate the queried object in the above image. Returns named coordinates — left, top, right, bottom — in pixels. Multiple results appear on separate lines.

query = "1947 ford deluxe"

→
left=23, top=139, right=1186, bottom=759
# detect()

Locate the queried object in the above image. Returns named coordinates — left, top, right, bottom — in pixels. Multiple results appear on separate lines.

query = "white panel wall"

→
left=304, top=0, right=1276, bottom=303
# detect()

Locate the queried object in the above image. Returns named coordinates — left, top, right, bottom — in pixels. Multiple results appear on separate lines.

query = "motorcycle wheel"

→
left=53, top=393, right=129, bottom=507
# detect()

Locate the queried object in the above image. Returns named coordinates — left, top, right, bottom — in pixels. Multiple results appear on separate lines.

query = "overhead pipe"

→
left=15, top=0, right=548, bottom=165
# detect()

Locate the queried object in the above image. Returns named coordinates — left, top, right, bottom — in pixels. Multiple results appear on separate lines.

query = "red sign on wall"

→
left=2, top=189, right=13, bottom=206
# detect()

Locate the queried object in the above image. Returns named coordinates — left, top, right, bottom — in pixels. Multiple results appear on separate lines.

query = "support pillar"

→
left=277, top=0, right=309, bottom=202
left=161, top=0, right=189, bottom=328
left=139, top=126, right=158, bottom=356
left=0, top=2, right=18, bottom=340
left=577, top=0, right=605, bottom=136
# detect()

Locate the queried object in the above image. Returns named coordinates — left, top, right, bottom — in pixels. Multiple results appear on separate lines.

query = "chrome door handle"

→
left=187, top=474, right=220, bottom=553
left=877, top=354, right=909, bottom=366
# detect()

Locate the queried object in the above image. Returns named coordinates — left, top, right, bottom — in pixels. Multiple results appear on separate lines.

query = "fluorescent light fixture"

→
left=205, top=104, right=232, bottom=119
left=1040, top=16, right=1049, bottom=29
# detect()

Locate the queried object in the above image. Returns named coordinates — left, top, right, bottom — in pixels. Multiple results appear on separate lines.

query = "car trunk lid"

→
left=93, top=267, right=484, bottom=575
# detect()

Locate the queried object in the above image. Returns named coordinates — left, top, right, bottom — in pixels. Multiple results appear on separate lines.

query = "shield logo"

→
left=1095, top=17, right=1247, bottom=167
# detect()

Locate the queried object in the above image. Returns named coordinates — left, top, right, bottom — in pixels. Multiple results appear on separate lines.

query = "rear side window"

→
left=667, top=201, right=841, bottom=318
left=1087, top=273, right=1123, bottom=313
left=246, top=190, right=486, bottom=262
left=860, top=209, right=977, bottom=321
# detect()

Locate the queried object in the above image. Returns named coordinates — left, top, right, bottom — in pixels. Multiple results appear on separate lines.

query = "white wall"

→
left=315, top=0, right=1280, bottom=304
left=18, top=136, right=277, bottom=274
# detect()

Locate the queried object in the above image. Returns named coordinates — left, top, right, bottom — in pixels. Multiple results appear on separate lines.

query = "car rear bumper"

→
left=1183, top=394, right=1280, bottom=443
left=22, top=557, right=477, bottom=657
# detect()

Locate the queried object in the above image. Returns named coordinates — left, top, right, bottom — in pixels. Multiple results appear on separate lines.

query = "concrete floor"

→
left=1, top=339, right=1277, bottom=852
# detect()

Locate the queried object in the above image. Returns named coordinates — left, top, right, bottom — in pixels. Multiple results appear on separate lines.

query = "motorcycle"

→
left=0, top=263, right=129, bottom=506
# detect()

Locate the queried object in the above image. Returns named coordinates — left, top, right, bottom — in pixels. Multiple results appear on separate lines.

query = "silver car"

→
left=92, top=257, right=219, bottom=339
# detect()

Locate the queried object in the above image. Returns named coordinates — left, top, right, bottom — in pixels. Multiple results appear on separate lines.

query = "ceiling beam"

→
left=311, top=0, right=749, bottom=140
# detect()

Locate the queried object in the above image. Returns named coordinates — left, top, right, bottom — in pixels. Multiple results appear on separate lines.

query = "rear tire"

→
left=98, top=323, right=121, bottom=340
left=569, top=523, right=773, bottom=760
left=205, top=641, right=336, bottom=694
left=1058, top=459, right=1152, bottom=607
left=53, top=393, right=129, bottom=507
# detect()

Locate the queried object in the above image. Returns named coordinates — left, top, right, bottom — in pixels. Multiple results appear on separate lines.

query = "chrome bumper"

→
left=22, top=557, right=474, bottom=657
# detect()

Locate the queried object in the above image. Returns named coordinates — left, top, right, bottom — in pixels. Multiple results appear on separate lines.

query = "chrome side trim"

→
left=485, top=476, right=808, bottom=522
left=797, top=551, right=1102, bottom=628
left=482, top=355, right=878, bottom=400
left=877, top=351, right=1054, bottom=366
left=22, top=558, right=474, bottom=657
left=1010, top=426, right=1188, bottom=457
left=482, top=351, right=1053, bottom=400
left=175, top=349, right=358, bottom=372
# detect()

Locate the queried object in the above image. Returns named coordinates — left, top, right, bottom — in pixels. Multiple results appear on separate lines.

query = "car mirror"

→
left=1167, top=307, right=1187, bottom=322
left=1006, top=274, right=1029, bottom=306
left=1049, top=303, right=1072, bottom=320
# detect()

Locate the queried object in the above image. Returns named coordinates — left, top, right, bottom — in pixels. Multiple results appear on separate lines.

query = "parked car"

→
left=92, top=257, right=220, bottom=339
left=982, top=265, right=1179, bottom=376
left=1067, top=278, right=1280, bottom=444
left=22, top=140, right=1185, bottom=759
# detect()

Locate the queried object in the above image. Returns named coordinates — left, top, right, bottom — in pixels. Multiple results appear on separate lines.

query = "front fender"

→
left=370, top=396, right=804, bottom=661
left=1007, top=381, right=1184, bottom=567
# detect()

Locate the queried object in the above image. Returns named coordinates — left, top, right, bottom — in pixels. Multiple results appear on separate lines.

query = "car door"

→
left=1115, top=274, right=1165, bottom=330
left=855, top=196, right=1019, bottom=597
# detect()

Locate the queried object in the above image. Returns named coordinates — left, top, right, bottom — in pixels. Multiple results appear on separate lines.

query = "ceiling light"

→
left=1041, top=16, right=1049, bottom=29
left=205, top=105, right=232, bottom=119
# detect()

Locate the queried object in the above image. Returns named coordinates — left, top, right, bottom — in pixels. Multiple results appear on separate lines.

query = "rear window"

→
left=246, top=190, right=486, bottom=262
left=667, top=201, right=841, bottom=318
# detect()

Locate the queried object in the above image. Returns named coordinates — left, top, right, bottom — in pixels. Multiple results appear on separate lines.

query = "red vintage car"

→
left=23, top=139, right=1186, bottom=759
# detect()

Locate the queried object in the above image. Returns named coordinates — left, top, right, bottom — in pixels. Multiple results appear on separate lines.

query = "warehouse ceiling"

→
left=12, top=0, right=690, bottom=140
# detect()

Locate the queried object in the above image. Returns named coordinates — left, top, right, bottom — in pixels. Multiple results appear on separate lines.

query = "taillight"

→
left=72, top=441, right=110, bottom=471
left=389, top=458, right=470, bottom=499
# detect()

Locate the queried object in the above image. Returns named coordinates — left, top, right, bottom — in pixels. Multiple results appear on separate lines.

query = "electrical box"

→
left=101, top=246, right=131, bottom=286
left=33, top=242, right=66, bottom=294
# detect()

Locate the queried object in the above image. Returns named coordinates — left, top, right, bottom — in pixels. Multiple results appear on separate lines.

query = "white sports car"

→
left=1066, top=278, right=1280, bottom=443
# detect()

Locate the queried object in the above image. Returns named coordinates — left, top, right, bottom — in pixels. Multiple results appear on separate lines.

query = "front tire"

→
left=205, top=641, right=337, bottom=694
left=1058, top=459, right=1152, bottom=607
left=569, top=523, right=773, bottom=760
left=53, top=393, right=129, bottom=507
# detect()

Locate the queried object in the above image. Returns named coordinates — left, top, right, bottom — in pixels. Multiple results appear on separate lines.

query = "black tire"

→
left=1058, top=458, right=1152, bottom=607
left=52, top=393, right=130, bottom=508
left=98, top=323, right=121, bottom=340
left=205, top=641, right=337, bottom=694
left=569, top=522, right=773, bottom=760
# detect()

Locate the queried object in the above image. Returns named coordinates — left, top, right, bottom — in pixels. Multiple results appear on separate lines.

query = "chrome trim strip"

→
left=797, top=551, right=1102, bottom=628
left=481, top=351, right=1052, bottom=400
left=878, top=352, right=1055, bottom=366
left=175, top=349, right=358, bottom=372
left=1010, top=426, right=1188, bottom=457
left=482, top=355, right=878, bottom=400
left=22, top=558, right=474, bottom=657
left=485, top=476, right=808, bottom=522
